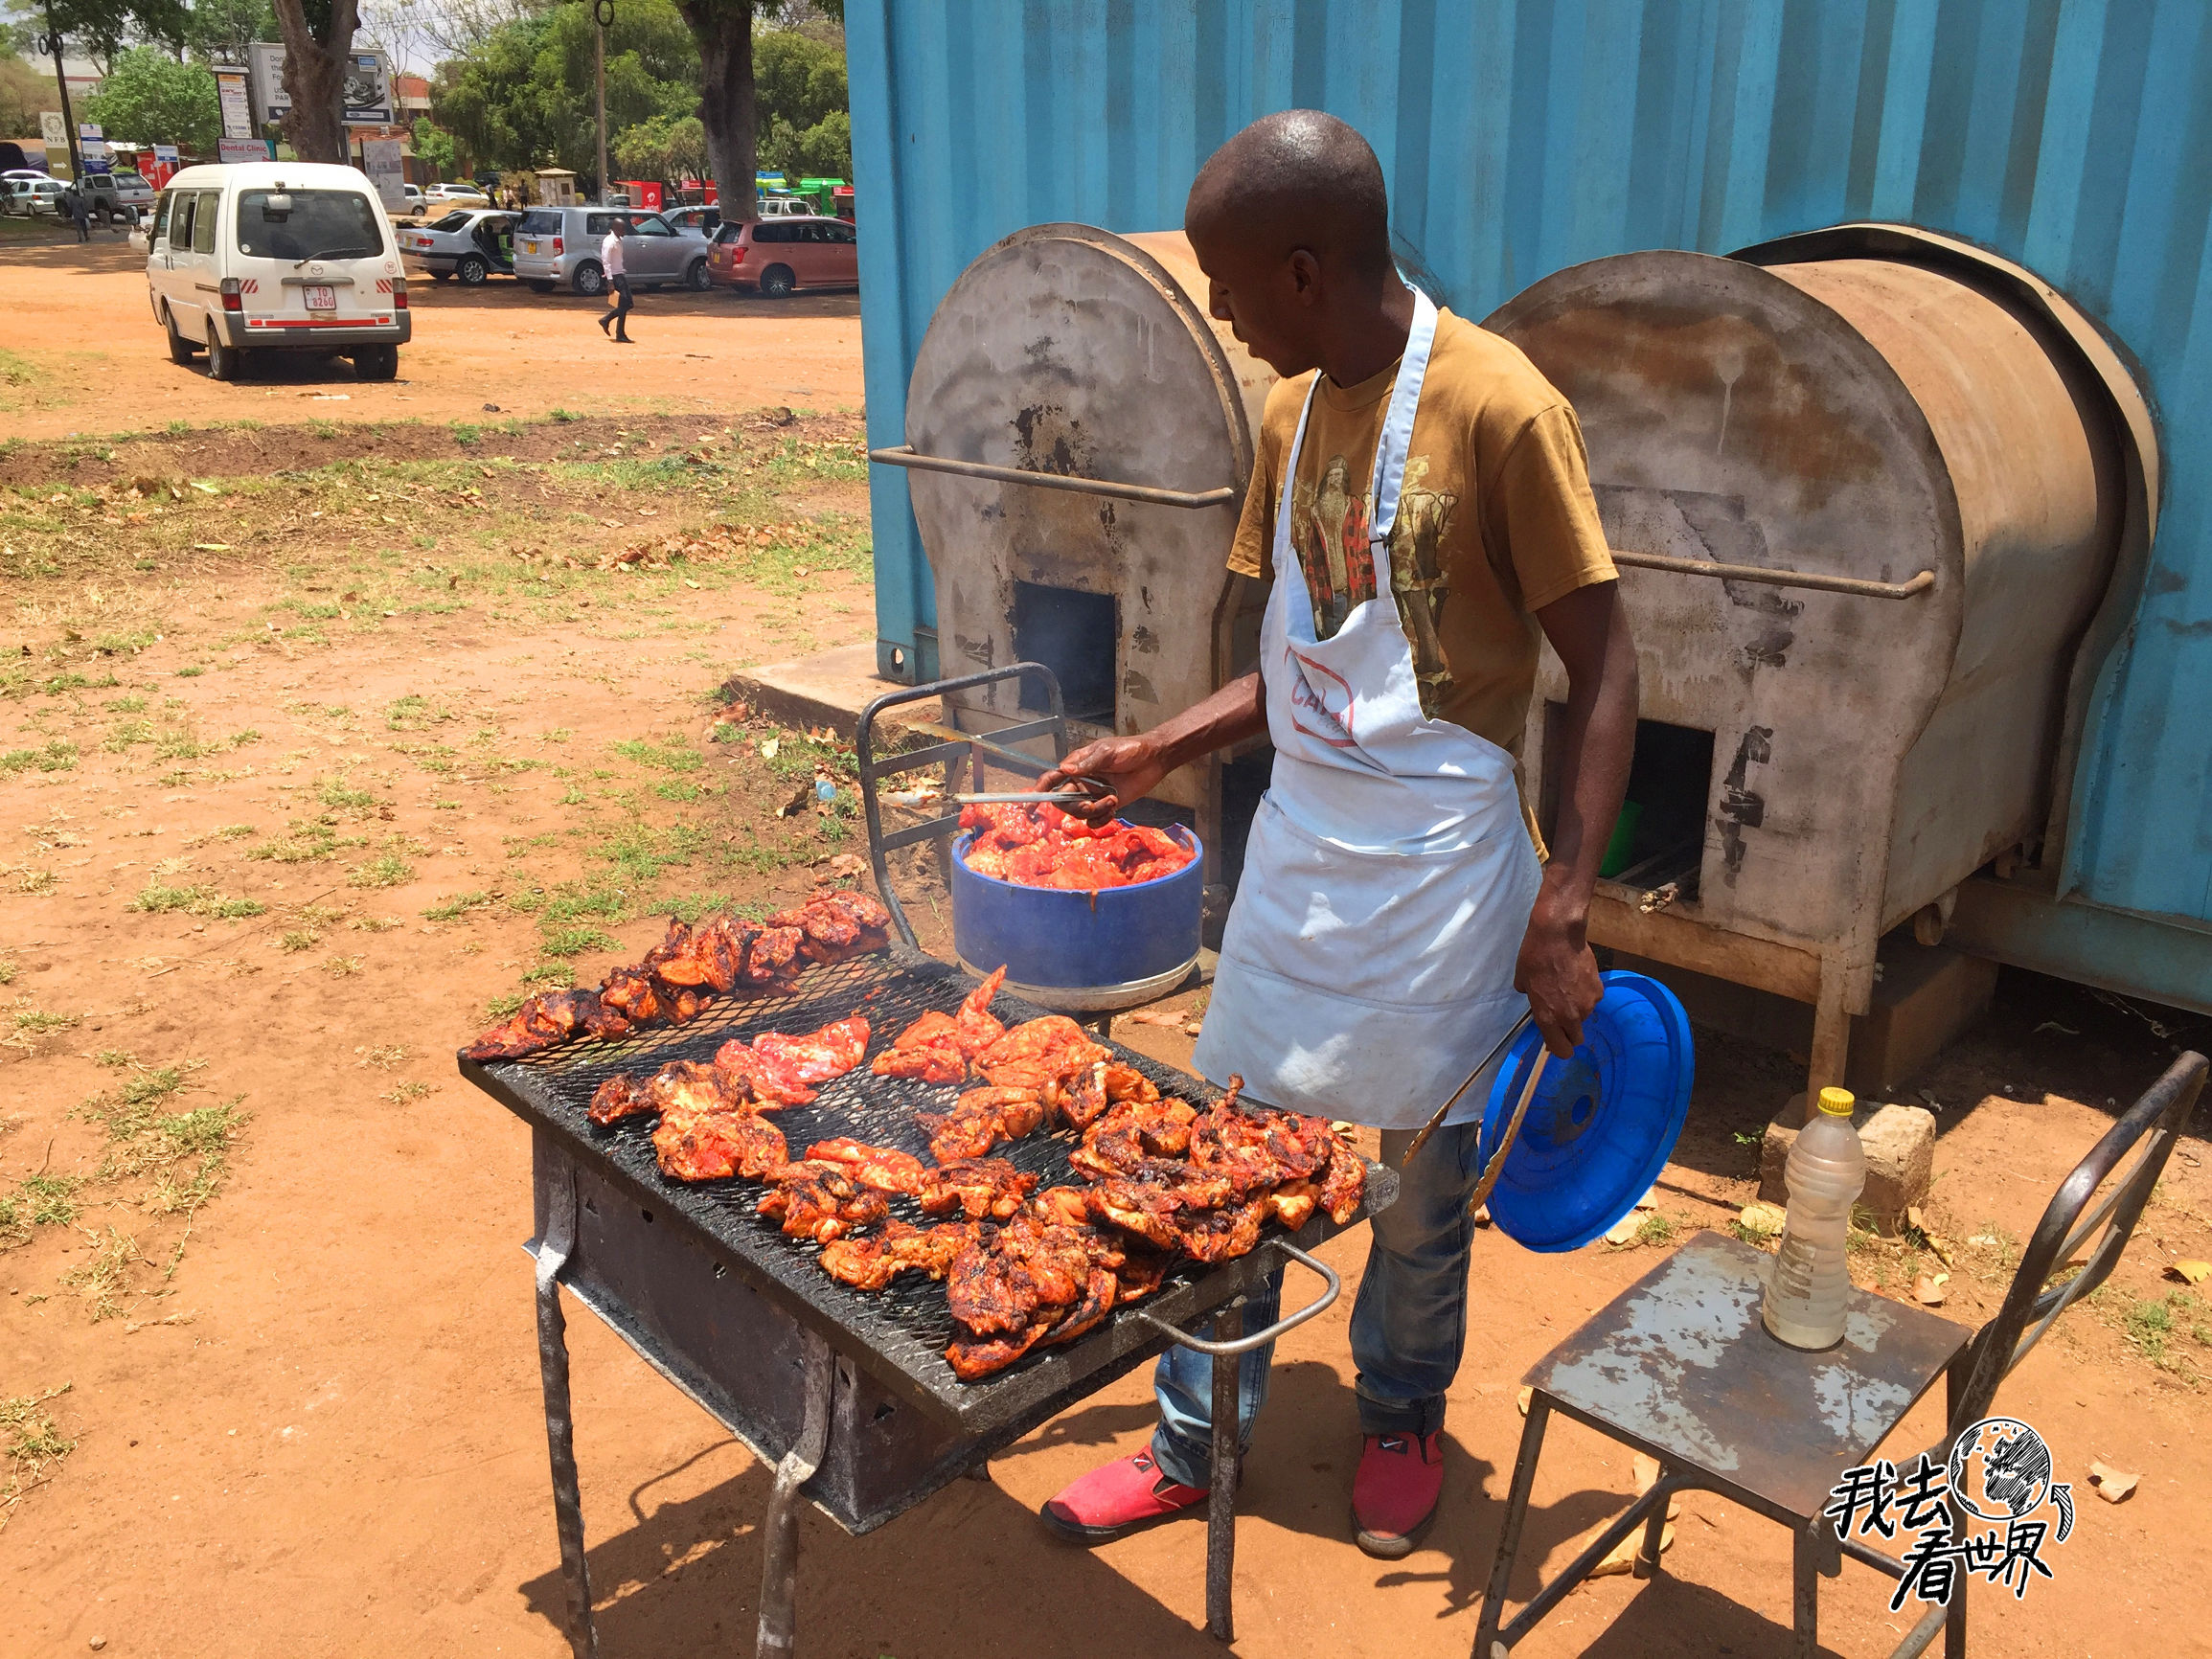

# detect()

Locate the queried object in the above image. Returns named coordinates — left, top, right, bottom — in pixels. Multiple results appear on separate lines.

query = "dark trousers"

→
left=72, top=213, right=89, bottom=241
left=605, top=273, right=633, bottom=337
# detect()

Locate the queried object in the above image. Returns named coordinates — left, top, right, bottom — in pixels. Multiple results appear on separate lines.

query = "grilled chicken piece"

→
left=871, top=969, right=1009, bottom=1083
left=651, top=1103, right=787, bottom=1183
left=1189, top=1084, right=1334, bottom=1196
left=945, top=1213, right=1097, bottom=1333
left=917, top=1084, right=1047, bottom=1161
left=1261, top=1181, right=1319, bottom=1231
left=1069, top=1096, right=1198, bottom=1177
left=740, top=924, right=806, bottom=990
left=915, top=1156, right=1038, bottom=1221
left=756, top=1160, right=893, bottom=1242
left=1111, top=1241, right=1173, bottom=1303
left=1318, top=1138, right=1367, bottom=1224
left=818, top=1219, right=980, bottom=1290
left=946, top=1316, right=1056, bottom=1380
left=586, top=1073, right=649, bottom=1125
left=1028, top=1185, right=1098, bottom=1227
left=1175, top=1199, right=1266, bottom=1264
left=1082, top=1161, right=1234, bottom=1252
left=953, top=966, right=1008, bottom=1055
left=645, top=1058, right=735, bottom=1117
left=597, top=967, right=665, bottom=1027
left=804, top=1136, right=926, bottom=1195
left=463, top=987, right=614, bottom=1060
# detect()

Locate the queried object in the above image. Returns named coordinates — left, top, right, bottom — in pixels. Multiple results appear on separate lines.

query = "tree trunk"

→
left=270, top=0, right=359, bottom=164
left=679, top=0, right=757, bottom=222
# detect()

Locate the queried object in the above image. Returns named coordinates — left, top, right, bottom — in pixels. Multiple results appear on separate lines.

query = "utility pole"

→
left=593, top=0, right=612, bottom=203
left=39, top=0, right=81, bottom=179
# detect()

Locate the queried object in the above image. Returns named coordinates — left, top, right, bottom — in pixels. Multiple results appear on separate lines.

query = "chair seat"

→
left=1527, top=1231, right=1972, bottom=1520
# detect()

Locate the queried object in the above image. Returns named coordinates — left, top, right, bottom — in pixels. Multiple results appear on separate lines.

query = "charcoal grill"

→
left=463, top=943, right=1397, bottom=1656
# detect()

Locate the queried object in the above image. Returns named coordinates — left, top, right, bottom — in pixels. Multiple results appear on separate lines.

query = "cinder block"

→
left=1757, top=1102, right=1937, bottom=1232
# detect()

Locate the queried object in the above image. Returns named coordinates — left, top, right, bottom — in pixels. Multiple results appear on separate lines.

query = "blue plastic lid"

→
left=1476, top=970, right=1695, bottom=1253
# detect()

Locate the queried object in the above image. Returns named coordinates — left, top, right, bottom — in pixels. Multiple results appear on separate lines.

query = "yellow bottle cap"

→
left=1817, top=1086, right=1856, bottom=1116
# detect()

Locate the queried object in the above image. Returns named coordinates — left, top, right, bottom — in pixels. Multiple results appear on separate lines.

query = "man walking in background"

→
left=597, top=215, right=633, bottom=343
left=64, top=183, right=90, bottom=242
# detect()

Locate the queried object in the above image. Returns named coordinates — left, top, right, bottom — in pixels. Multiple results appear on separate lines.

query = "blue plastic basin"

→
left=949, top=826, right=1204, bottom=1011
left=1476, top=970, right=1695, bottom=1253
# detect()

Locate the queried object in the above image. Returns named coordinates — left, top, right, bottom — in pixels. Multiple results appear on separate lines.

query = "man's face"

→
left=1188, top=218, right=1324, bottom=377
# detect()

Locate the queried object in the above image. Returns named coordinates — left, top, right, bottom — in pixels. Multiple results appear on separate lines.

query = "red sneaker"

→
left=1353, top=1431, right=1444, bottom=1558
left=1039, top=1448, right=1208, bottom=1544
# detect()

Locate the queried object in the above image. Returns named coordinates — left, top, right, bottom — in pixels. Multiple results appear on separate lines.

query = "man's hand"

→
left=1516, top=899, right=1603, bottom=1057
left=1039, top=737, right=1169, bottom=827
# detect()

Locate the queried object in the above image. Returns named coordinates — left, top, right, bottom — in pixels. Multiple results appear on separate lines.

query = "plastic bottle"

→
left=1761, top=1086, right=1866, bottom=1350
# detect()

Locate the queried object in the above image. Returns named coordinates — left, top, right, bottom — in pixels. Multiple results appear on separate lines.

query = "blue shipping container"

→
left=846, top=0, right=2212, bottom=1012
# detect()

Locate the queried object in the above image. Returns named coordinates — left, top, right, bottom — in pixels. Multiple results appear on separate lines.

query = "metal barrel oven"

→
left=1487, top=224, right=2159, bottom=1103
left=872, top=226, right=1282, bottom=892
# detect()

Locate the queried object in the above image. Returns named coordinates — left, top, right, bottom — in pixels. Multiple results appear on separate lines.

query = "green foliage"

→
left=182, top=0, right=277, bottom=67
left=612, top=111, right=706, bottom=184
left=411, top=114, right=459, bottom=178
left=762, top=107, right=848, bottom=181
left=0, top=52, right=53, bottom=142
left=431, top=0, right=700, bottom=177
left=125, top=881, right=265, bottom=919
left=752, top=27, right=844, bottom=136
left=80, top=46, right=220, bottom=152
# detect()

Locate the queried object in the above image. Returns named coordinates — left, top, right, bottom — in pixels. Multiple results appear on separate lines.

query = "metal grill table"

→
left=462, top=944, right=1397, bottom=1656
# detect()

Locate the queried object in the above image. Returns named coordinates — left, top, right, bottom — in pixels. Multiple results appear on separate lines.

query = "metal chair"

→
left=1475, top=1050, right=2207, bottom=1659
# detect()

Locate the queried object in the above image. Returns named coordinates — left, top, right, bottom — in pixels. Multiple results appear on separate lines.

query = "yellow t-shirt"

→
left=1228, top=308, right=1616, bottom=765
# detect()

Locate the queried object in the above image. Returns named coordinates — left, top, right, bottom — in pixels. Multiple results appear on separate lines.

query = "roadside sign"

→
left=361, top=137, right=405, bottom=210
left=218, top=137, right=271, bottom=165
left=39, top=110, right=67, bottom=148
left=250, top=43, right=394, bottom=125
left=215, top=65, right=254, bottom=140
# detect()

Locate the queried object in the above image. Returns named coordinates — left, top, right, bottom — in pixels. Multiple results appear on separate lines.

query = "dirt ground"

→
left=4, top=223, right=2212, bottom=1659
left=0, top=216, right=865, bottom=441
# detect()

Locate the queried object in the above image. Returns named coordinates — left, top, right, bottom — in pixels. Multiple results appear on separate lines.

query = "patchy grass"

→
left=11, top=1009, right=78, bottom=1034
left=125, top=882, right=267, bottom=920
left=379, top=1080, right=434, bottom=1104
left=347, top=851, right=414, bottom=889
left=422, top=890, right=495, bottom=921
left=0, top=1384, right=75, bottom=1530
left=1, top=739, right=80, bottom=776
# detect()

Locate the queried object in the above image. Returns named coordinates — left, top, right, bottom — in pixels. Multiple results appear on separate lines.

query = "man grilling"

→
left=1035, top=110, right=1637, bottom=1558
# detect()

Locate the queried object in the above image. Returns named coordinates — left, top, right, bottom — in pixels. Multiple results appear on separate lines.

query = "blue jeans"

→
left=1150, top=1120, right=1487, bottom=1487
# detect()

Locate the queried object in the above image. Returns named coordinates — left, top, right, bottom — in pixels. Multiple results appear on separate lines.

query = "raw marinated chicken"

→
left=715, top=1011, right=872, bottom=1107
left=462, top=889, right=892, bottom=1060
left=818, top=1220, right=980, bottom=1290
left=958, top=803, right=1194, bottom=891
left=756, top=1160, right=893, bottom=1242
left=871, top=967, right=1007, bottom=1083
left=977, top=1015, right=1110, bottom=1097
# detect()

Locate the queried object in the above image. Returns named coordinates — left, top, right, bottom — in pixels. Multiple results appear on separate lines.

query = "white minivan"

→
left=141, top=161, right=410, bottom=381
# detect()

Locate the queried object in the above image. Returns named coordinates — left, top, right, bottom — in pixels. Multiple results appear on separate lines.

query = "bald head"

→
left=1186, top=110, right=1392, bottom=283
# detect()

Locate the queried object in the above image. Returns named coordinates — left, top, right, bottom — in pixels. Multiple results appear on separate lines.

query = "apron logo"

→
left=1285, top=646, right=1358, bottom=748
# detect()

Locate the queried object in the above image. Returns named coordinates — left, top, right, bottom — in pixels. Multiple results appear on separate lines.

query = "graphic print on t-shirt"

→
left=1289, top=451, right=1460, bottom=716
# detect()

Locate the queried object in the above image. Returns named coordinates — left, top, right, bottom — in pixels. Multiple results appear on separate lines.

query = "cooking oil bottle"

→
left=1761, top=1086, right=1865, bottom=1350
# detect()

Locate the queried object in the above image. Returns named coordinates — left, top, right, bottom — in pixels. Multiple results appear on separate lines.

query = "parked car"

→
left=400, top=183, right=425, bottom=216
left=426, top=181, right=489, bottom=207
left=705, top=216, right=857, bottom=298
left=757, top=194, right=811, bottom=217
left=511, top=205, right=708, bottom=295
left=142, top=160, right=410, bottom=381
left=83, top=170, right=155, bottom=223
left=2, top=177, right=64, bottom=216
left=660, top=204, right=719, bottom=239
left=399, top=208, right=516, bottom=284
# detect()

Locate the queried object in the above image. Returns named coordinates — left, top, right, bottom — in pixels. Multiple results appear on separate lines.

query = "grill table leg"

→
left=757, top=1334, right=836, bottom=1659
left=535, top=1167, right=599, bottom=1659
left=1205, top=1302, right=1243, bottom=1643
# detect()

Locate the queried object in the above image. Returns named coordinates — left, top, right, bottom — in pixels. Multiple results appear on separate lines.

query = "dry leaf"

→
left=760, top=739, right=781, bottom=760
left=1182, top=1020, right=1204, bottom=1036
left=1516, top=1386, right=1533, bottom=1418
left=1632, top=1188, right=1658, bottom=1212
left=1604, top=1214, right=1644, bottom=1246
left=1912, top=1274, right=1947, bottom=1306
left=1737, top=1200, right=1788, bottom=1237
left=2168, top=1260, right=2212, bottom=1286
left=2087, top=1462, right=2138, bottom=1503
left=775, top=784, right=813, bottom=819
left=1590, top=1521, right=1675, bottom=1578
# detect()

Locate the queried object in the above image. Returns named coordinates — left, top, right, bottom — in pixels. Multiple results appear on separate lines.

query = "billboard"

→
left=248, top=43, right=394, bottom=126
left=361, top=137, right=405, bottom=210
left=214, top=65, right=254, bottom=140
left=78, top=123, right=110, bottom=174
left=39, top=110, right=66, bottom=148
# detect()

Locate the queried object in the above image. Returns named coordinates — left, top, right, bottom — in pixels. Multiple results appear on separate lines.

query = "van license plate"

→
left=521, top=240, right=537, bottom=253
left=305, top=284, right=336, bottom=310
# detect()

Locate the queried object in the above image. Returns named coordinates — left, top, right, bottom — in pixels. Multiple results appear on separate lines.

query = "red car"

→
left=706, top=216, right=858, bottom=297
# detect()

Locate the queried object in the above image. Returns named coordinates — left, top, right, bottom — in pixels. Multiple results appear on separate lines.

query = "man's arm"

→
left=1517, top=580, right=1638, bottom=1056
left=1038, top=671, right=1266, bottom=824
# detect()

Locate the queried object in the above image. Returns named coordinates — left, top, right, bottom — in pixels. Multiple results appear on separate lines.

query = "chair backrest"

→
left=854, top=663, right=1069, bottom=950
left=1945, top=1050, right=2206, bottom=1440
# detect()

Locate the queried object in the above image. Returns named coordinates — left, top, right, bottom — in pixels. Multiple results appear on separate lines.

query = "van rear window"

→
left=517, top=209, right=561, bottom=234
left=235, top=189, right=383, bottom=261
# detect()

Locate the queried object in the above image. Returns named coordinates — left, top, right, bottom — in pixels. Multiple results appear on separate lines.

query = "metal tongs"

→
left=1402, top=1010, right=1549, bottom=1216
left=881, top=777, right=1114, bottom=810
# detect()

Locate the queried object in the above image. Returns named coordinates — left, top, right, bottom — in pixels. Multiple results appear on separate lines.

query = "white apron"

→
left=1192, top=291, right=1541, bottom=1129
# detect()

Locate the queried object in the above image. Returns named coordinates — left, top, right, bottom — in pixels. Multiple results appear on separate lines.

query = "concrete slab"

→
left=718, top=643, right=937, bottom=741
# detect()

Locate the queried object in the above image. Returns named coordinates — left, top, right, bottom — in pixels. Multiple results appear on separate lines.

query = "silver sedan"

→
left=398, top=209, right=518, bottom=285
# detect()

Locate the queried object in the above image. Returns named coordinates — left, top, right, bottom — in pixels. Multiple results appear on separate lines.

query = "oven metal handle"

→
left=869, top=443, right=1239, bottom=511
left=1134, top=1240, right=1341, bottom=1355
left=1609, top=547, right=1935, bottom=601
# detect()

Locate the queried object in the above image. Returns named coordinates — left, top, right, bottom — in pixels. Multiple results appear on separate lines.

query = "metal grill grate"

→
left=472, top=947, right=1362, bottom=1408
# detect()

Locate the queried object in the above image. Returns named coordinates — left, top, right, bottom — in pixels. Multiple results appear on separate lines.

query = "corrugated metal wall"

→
left=846, top=0, right=2212, bottom=934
